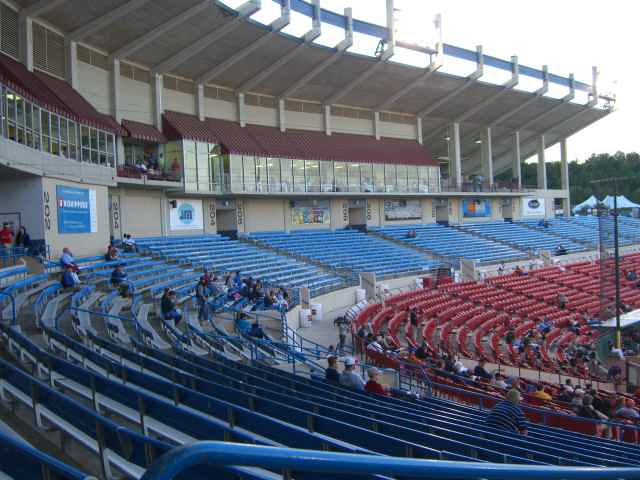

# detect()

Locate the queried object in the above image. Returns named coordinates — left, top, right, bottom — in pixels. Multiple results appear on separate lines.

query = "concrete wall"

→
left=378, top=120, right=416, bottom=140
left=243, top=199, right=286, bottom=232
left=330, top=199, right=349, bottom=230
left=366, top=198, right=382, bottom=228
left=120, top=77, right=153, bottom=124
left=0, top=176, right=45, bottom=241
left=77, top=62, right=110, bottom=115
left=111, top=188, right=165, bottom=238
left=203, top=199, right=217, bottom=235
left=204, top=98, right=237, bottom=122
left=331, top=116, right=374, bottom=136
left=43, top=177, right=110, bottom=258
left=163, top=89, right=195, bottom=116
left=284, top=110, right=323, bottom=131
left=246, top=105, right=278, bottom=127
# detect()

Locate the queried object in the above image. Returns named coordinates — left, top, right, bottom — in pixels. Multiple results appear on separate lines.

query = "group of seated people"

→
left=554, top=244, right=568, bottom=256
left=0, top=223, right=31, bottom=252
left=325, top=356, right=393, bottom=397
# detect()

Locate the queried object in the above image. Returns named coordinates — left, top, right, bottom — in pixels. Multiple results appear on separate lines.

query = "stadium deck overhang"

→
left=14, top=0, right=613, bottom=177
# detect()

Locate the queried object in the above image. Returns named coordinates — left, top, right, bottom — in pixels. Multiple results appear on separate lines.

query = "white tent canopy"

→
left=572, top=195, right=599, bottom=213
left=602, top=195, right=640, bottom=209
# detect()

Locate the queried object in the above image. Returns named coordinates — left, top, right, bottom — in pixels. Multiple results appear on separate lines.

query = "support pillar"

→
left=373, top=111, right=381, bottom=140
left=447, top=122, right=462, bottom=190
left=66, top=40, right=78, bottom=90
left=512, top=131, right=521, bottom=189
left=416, top=117, right=423, bottom=145
left=277, top=98, right=285, bottom=132
left=480, top=126, right=493, bottom=187
left=323, top=104, right=331, bottom=135
left=536, top=134, right=547, bottom=190
left=20, top=15, right=34, bottom=71
left=238, top=93, right=247, bottom=127
left=196, top=83, right=205, bottom=122
left=110, top=58, right=121, bottom=122
left=560, top=138, right=570, bottom=217
left=152, top=73, right=163, bottom=130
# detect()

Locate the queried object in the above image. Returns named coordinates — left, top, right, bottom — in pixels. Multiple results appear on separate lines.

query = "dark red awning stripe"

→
left=122, top=119, right=167, bottom=144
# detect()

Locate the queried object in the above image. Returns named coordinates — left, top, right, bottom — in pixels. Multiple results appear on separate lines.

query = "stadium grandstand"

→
left=1, top=0, right=640, bottom=479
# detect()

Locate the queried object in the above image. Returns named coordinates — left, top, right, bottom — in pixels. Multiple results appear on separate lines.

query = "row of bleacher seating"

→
left=370, top=224, right=526, bottom=264
left=138, top=234, right=344, bottom=297
left=248, top=229, right=440, bottom=278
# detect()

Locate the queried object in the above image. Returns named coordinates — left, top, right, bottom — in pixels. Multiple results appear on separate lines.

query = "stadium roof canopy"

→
left=14, top=0, right=613, bottom=175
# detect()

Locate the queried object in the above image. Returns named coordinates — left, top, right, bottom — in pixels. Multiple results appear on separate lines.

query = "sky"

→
left=224, top=0, right=638, bottom=163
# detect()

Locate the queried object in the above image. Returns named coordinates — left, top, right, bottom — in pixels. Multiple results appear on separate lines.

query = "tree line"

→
left=496, top=152, right=640, bottom=206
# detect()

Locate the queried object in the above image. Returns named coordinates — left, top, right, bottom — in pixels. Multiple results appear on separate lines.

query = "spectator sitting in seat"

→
left=248, top=321, right=266, bottom=339
left=14, top=226, right=31, bottom=252
left=111, top=265, right=128, bottom=286
left=626, top=270, right=638, bottom=281
left=486, top=388, right=528, bottom=436
left=405, top=229, right=417, bottom=239
left=0, top=223, right=13, bottom=250
left=415, top=342, right=430, bottom=360
left=513, top=265, right=525, bottom=276
left=60, top=247, right=79, bottom=271
left=195, top=276, right=211, bottom=321
left=122, top=234, right=137, bottom=253
left=105, top=244, right=119, bottom=262
left=365, top=367, right=387, bottom=395
left=554, top=245, right=568, bottom=256
left=339, top=357, right=365, bottom=390
left=473, top=360, right=492, bottom=381
left=453, top=356, right=469, bottom=376
left=557, top=385, right=573, bottom=403
left=160, top=289, right=182, bottom=326
left=263, top=289, right=276, bottom=310
left=532, top=383, right=552, bottom=401
left=492, top=373, right=508, bottom=389
left=325, top=355, right=340, bottom=383
left=615, top=398, right=639, bottom=421
left=538, top=219, right=550, bottom=228
left=232, top=271, right=243, bottom=289
left=367, top=335, right=384, bottom=353
left=557, top=293, right=569, bottom=309
left=61, top=264, right=80, bottom=290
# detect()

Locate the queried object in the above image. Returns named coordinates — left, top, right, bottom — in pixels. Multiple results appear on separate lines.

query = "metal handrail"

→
left=0, top=291, right=16, bottom=325
left=140, top=441, right=640, bottom=480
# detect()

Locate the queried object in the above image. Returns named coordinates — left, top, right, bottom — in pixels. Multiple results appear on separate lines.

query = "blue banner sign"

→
left=57, top=185, right=97, bottom=234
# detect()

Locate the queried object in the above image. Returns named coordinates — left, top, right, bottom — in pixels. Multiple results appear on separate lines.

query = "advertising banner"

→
left=462, top=199, right=492, bottom=218
left=291, top=200, right=330, bottom=225
left=383, top=199, right=422, bottom=221
left=56, top=185, right=97, bottom=234
left=522, top=197, right=546, bottom=217
left=169, top=199, right=204, bottom=231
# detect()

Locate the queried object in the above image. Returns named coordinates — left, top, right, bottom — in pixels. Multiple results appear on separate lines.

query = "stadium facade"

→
left=0, top=0, right=612, bottom=257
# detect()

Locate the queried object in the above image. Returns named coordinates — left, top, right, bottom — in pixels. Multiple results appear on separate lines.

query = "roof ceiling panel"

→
left=41, top=0, right=129, bottom=34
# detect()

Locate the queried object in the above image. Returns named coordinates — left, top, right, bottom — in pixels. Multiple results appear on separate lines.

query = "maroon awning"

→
left=33, top=70, right=125, bottom=135
left=163, top=110, right=218, bottom=144
left=245, top=123, right=304, bottom=159
left=122, top=119, right=167, bottom=144
left=0, top=54, right=75, bottom=120
left=206, top=117, right=265, bottom=156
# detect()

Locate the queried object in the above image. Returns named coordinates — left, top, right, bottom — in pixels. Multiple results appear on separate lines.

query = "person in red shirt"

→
left=364, top=367, right=387, bottom=396
left=0, top=223, right=13, bottom=249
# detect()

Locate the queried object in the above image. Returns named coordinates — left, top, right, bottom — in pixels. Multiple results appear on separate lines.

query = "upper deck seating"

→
left=372, top=224, right=526, bottom=263
left=249, top=229, right=440, bottom=278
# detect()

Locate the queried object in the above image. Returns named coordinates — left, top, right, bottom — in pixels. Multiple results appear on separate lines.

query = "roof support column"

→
left=110, top=57, right=121, bottom=122
left=512, top=131, right=521, bottom=189
left=373, top=112, right=381, bottom=140
left=416, top=117, right=423, bottom=145
left=560, top=138, right=570, bottom=216
left=152, top=73, right=163, bottom=130
left=66, top=40, right=78, bottom=89
left=480, top=127, right=493, bottom=187
left=448, top=122, right=462, bottom=190
left=19, top=15, right=33, bottom=71
left=277, top=98, right=285, bottom=132
left=536, top=134, right=547, bottom=190
left=239, top=93, right=247, bottom=127
left=323, top=105, right=331, bottom=135
left=196, top=83, right=205, bottom=122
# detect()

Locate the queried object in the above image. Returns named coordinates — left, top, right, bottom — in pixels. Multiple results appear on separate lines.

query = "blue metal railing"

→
left=0, top=290, right=16, bottom=325
left=140, top=441, right=640, bottom=480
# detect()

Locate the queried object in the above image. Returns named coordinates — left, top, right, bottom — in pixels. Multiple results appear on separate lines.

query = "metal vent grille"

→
left=0, top=4, right=18, bottom=59
left=32, top=22, right=65, bottom=78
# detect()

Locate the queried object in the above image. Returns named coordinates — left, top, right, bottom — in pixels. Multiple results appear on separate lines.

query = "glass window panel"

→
left=6, top=123, right=15, bottom=141
left=243, top=156, right=256, bottom=192
left=106, top=134, right=114, bottom=154
left=196, top=142, right=210, bottom=191
left=209, top=144, right=222, bottom=192
left=347, top=162, right=361, bottom=192
left=124, top=145, right=134, bottom=165
left=69, top=144, right=76, bottom=160
left=68, top=122, right=76, bottom=146
left=16, top=127, right=24, bottom=144
left=51, top=138, right=60, bottom=155
left=32, top=107, right=40, bottom=132
left=396, top=165, right=408, bottom=192
left=280, top=158, right=292, bottom=192
left=292, top=159, right=305, bottom=192
left=51, top=115, right=59, bottom=142
left=99, top=152, right=107, bottom=165
left=25, top=103, right=32, bottom=129
left=229, top=154, right=243, bottom=192
left=384, top=164, right=396, bottom=192
left=99, top=131, right=107, bottom=152
left=184, top=141, right=197, bottom=190
left=419, top=166, right=429, bottom=192
left=15, top=97, right=24, bottom=127
left=41, top=111, right=50, bottom=137
left=255, top=157, right=268, bottom=192
left=26, top=131, right=33, bottom=148
left=320, top=161, right=334, bottom=192
left=305, top=160, right=320, bottom=192
left=81, top=126, right=90, bottom=148
left=373, top=164, right=385, bottom=192
left=408, top=166, right=419, bottom=192
left=430, top=166, right=440, bottom=191
left=6, top=92, right=15, bottom=121
left=90, top=129, right=98, bottom=151
left=81, top=148, right=90, bottom=161
left=361, top=163, right=373, bottom=192
left=334, top=162, right=347, bottom=191
left=266, top=157, right=281, bottom=192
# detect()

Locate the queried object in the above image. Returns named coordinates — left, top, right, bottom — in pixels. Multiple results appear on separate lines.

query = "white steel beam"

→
left=373, top=65, right=439, bottom=112
left=65, top=39, right=78, bottom=89
left=513, top=75, right=575, bottom=134
left=236, top=0, right=322, bottom=95
left=18, top=14, right=33, bottom=71
left=195, top=1, right=290, bottom=85
left=152, top=0, right=260, bottom=76
left=560, top=138, right=570, bottom=216
left=511, top=131, right=521, bottom=188
left=417, top=45, right=484, bottom=119
left=489, top=66, right=549, bottom=128
left=68, top=0, right=151, bottom=41
left=536, top=134, right=546, bottom=190
left=22, top=0, right=67, bottom=17
left=277, top=7, right=353, bottom=101
left=111, top=0, right=212, bottom=60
